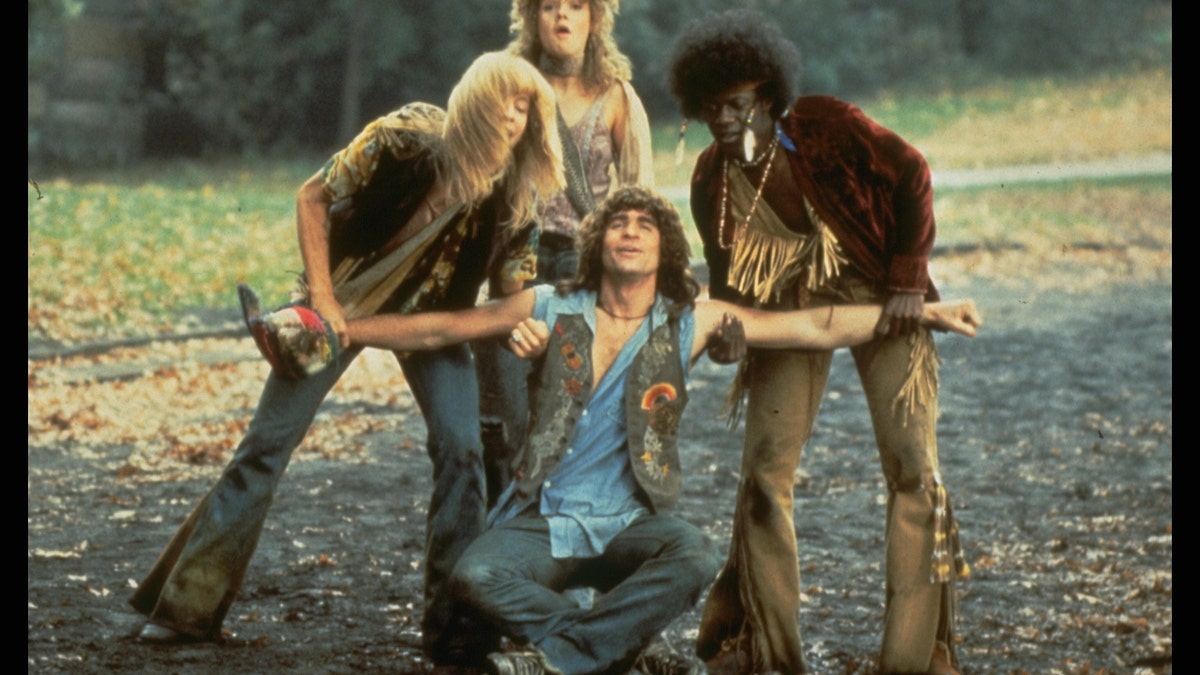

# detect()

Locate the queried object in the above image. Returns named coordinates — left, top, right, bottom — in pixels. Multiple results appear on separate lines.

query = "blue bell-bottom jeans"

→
left=447, top=512, right=721, bottom=675
left=129, top=343, right=486, bottom=654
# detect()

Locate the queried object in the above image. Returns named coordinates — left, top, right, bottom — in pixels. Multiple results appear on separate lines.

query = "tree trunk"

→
left=337, top=0, right=369, bottom=142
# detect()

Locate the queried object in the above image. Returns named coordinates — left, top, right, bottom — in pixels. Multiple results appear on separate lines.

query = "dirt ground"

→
left=27, top=246, right=1172, bottom=674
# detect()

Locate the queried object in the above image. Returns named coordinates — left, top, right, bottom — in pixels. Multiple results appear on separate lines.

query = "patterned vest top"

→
left=538, top=97, right=614, bottom=240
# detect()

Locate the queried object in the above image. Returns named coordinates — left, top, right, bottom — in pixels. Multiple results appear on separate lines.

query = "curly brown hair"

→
left=667, top=8, right=800, bottom=121
left=508, top=0, right=632, bottom=93
left=559, top=186, right=700, bottom=311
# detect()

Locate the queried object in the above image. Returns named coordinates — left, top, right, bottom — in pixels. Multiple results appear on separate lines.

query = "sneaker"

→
left=633, top=636, right=706, bottom=675
left=486, top=649, right=561, bottom=675
left=136, top=622, right=195, bottom=644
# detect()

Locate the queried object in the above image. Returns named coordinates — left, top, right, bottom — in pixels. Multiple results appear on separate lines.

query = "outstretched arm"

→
left=691, top=299, right=981, bottom=361
left=348, top=289, right=539, bottom=353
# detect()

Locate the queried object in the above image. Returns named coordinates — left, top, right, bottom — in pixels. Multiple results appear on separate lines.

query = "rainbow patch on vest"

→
left=642, top=383, right=681, bottom=436
left=640, top=383, right=677, bottom=410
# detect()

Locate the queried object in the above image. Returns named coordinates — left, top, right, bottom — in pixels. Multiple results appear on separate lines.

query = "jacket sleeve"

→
left=496, top=219, right=540, bottom=288
left=849, top=104, right=936, bottom=294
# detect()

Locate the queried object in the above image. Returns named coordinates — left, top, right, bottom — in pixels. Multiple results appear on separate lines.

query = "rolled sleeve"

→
left=321, top=119, right=388, bottom=203
left=321, top=103, right=446, bottom=203
left=887, top=254, right=932, bottom=294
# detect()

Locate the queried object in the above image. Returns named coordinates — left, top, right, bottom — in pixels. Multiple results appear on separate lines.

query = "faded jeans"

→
left=130, top=343, right=486, bottom=656
left=447, top=512, right=721, bottom=675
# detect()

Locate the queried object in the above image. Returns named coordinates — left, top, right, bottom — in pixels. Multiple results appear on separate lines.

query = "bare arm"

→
left=347, top=289, right=538, bottom=353
left=691, top=299, right=981, bottom=361
left=296, top=172, right=349, bottom=348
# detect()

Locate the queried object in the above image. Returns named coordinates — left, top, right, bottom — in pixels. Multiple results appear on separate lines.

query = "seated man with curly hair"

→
left=336, top=187, right=981, bottom=675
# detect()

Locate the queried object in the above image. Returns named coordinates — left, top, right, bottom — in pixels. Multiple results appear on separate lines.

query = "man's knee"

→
left=447, top=556, right=500, bottom=605
left=887, top=469, right=941, bottom=496
left=691, top=540, right=723, bottom=588
left=738, top=471, right=795, bottom=526
left=667, top=526, right=723, bottom=592
left=427, top=427, right=485, bottom=478
left=880, top=436, right=939, bottom=486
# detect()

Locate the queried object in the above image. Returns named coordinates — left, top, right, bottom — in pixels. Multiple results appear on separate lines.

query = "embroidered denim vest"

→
left=514, top=312, right=689, bottom=513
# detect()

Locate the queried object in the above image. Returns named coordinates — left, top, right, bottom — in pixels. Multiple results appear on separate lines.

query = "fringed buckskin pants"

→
left=697, top=279, right=961, bottom=674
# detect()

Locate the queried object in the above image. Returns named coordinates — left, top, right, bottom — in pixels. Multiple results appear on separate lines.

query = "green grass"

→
left=865, top=68, right=1172, bottom=169
left=28, top=162, right=315, bottom=343
left=28, top=71, right=1172, bottom=344
left=931, top=175, right=1171, bottom=251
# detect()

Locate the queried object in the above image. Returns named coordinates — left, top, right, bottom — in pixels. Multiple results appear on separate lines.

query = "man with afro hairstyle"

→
left=668, top=9, right=966, bottom=675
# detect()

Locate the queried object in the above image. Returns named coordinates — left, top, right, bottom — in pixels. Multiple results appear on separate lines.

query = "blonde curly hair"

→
left=507, top=0, right=632, bottom=93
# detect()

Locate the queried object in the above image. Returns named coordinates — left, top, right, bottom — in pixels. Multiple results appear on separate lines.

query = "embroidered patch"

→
left=640, top=383, right=677, bottom=410
left=561, top=343, right=584, bottom=370
left=640, top=429, right=670, bottom=480
left=563, top=377, right=583, bottom=397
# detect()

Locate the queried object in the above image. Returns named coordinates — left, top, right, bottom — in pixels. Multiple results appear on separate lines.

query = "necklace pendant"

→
left=742, top=128, right=756, bottom=164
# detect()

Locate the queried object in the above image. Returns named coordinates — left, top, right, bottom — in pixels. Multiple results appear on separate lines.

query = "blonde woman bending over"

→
left=129, top=52, right=564, bottom=665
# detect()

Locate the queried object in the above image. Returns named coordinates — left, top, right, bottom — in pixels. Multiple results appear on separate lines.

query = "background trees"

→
left=28, top=0, right=1171, bottom=166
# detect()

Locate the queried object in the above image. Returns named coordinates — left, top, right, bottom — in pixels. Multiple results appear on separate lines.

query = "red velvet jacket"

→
left=691, top=95, right=938, bottom=303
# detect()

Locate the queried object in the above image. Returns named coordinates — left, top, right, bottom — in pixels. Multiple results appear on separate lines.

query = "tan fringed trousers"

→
left=697, top=280, right=960, bottom=674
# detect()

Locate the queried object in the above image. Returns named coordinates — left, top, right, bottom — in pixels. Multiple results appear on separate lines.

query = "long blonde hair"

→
left=443, top=51, right=565, bottom=228
left=507, top=0, right=632, bottom=93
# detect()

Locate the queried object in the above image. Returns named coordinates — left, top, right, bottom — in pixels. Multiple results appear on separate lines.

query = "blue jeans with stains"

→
left=129, top=343, right=486, bottom=656
left=447, top=512, right=721, bottom=674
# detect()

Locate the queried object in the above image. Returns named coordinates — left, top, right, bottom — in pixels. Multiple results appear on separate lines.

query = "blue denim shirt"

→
left=489, top=285, right=695, bottom=558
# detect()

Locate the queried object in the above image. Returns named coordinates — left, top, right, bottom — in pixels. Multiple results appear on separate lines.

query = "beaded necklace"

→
left=717, top=135, right=780, bottom=250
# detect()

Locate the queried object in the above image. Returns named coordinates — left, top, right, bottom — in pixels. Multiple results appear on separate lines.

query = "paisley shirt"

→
left=315, top=102, right=539, bottom=315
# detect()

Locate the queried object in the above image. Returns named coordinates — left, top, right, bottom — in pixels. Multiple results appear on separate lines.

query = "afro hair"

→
left=667, top=8, right=802, bottom=120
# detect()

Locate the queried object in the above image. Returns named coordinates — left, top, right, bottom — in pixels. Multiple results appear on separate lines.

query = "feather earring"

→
left=742, top=108, right=756, bottom=163
left=674, top=119, right=688, bottom=166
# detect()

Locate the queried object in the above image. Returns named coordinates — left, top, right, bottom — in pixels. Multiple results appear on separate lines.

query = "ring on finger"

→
left=511, top=332, right=522, bottom=343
